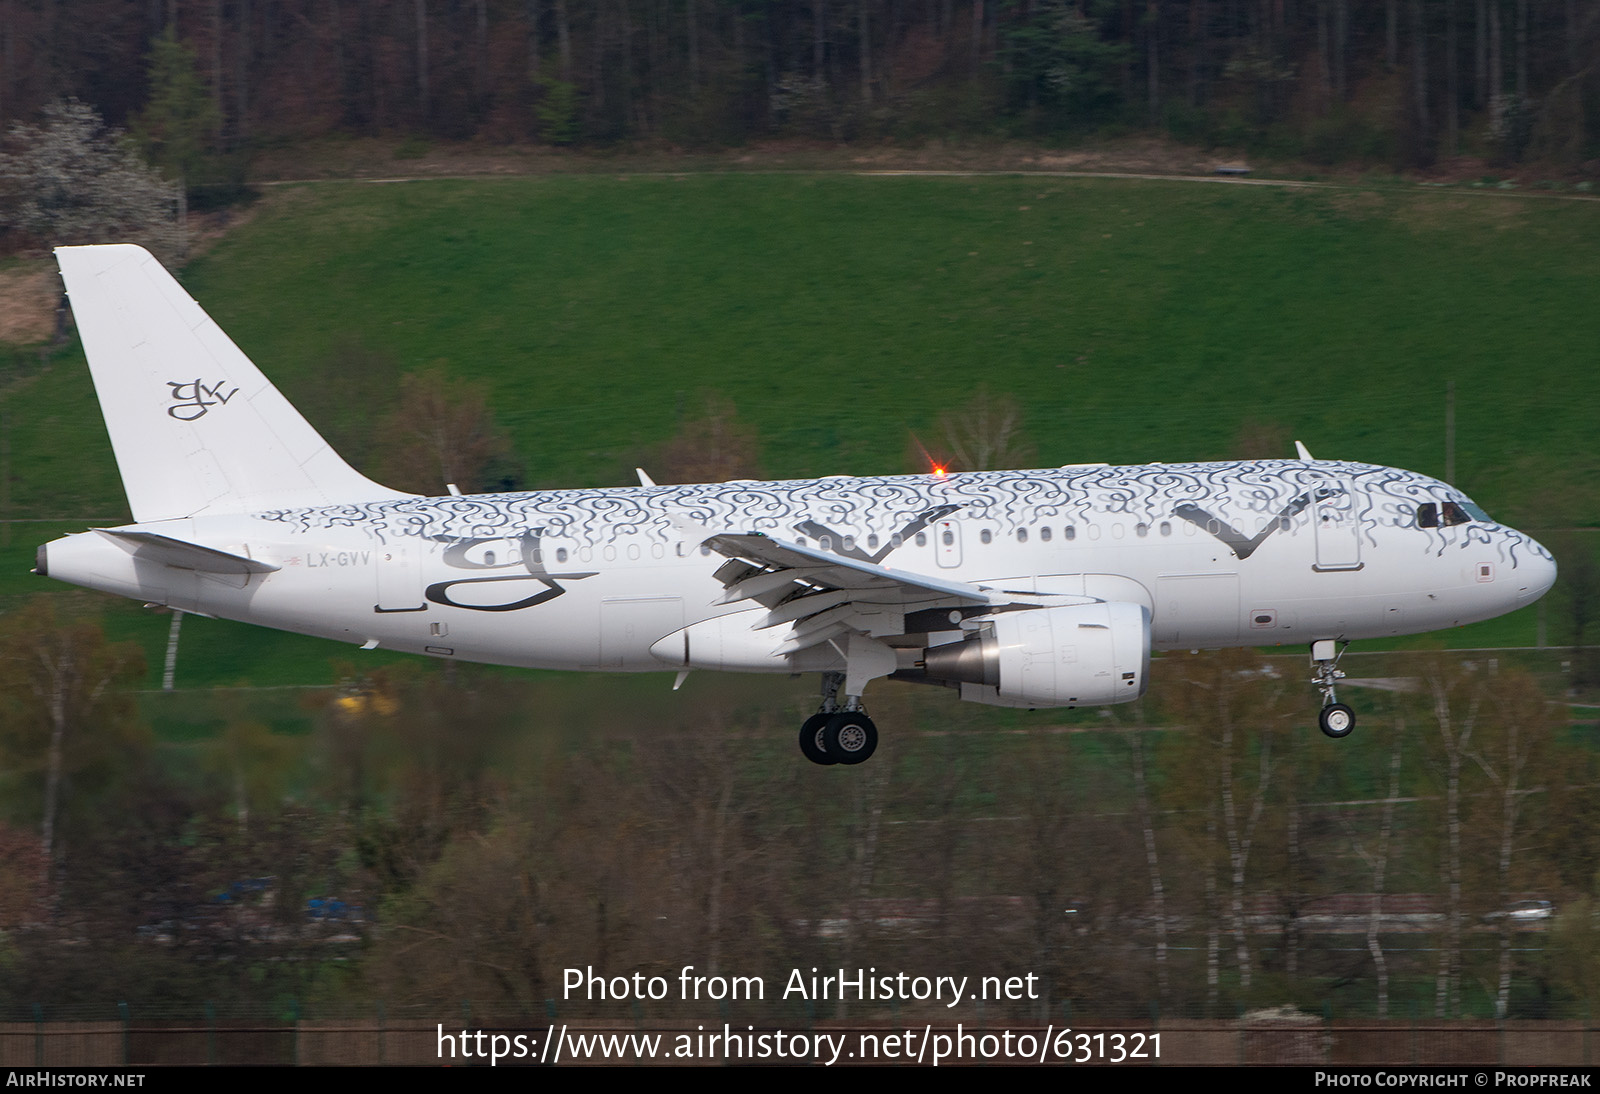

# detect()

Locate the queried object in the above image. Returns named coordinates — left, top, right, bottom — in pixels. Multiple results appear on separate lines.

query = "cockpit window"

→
left=1417, top=499, right=1481, bottom=529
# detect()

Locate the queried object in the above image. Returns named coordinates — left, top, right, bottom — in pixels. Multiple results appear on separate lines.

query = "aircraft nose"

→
left=1515, top=537, right=1558, bottom=603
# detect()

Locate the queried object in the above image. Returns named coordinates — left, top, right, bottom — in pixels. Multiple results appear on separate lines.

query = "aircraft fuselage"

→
left=43, top=458, right=1554, bottom=678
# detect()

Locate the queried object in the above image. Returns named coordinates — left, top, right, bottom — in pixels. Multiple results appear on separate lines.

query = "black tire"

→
left=824, top=711, right=878, bottom=765
left=1319, top=702, right=1356, bottom=739
left=799, top=713, right=837, bottom=765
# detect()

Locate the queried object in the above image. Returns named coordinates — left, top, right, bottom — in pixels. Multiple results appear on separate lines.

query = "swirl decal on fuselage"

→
left=421, top=527, right=598, bottom=612
left=1174, top=490, right=1318, bottom=560
left=792, top=504, right=964, bottom=564
left=255, top=459, right=1550, bottom=589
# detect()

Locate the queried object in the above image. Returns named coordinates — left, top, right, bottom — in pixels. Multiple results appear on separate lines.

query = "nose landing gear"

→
left=1311, top=638, right=1356, bottom=739
left=798, top=671, right=879, bottom=765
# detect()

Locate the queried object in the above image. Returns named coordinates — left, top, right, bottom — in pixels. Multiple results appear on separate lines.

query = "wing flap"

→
left=694, top=529, right=995, bottom=653
left=704, top=532, right=998, bottom=606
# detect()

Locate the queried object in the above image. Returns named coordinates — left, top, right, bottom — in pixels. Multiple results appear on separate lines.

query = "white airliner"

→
left=39, top=245, right=1556, bottom=765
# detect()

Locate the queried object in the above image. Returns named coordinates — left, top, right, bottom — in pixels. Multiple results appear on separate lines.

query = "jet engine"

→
left=921, top=601, right=1151, bottom=708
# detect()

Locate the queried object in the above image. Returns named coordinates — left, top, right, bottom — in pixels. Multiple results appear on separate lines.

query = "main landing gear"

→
left=798, top=671, right=879, bottom=766
left=1311, top=638, right=1356, bottom=739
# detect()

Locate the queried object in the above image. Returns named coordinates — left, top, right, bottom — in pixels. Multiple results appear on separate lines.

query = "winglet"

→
left=1294, top=441, right=1314, bottom=460
left=636, top=468, right=657, bottom=487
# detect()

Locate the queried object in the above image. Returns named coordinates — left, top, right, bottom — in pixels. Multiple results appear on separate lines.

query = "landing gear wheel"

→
left=799, top=713, right=837, bottom=766
left=1319, top=702, right=1356, bottom=739
left=824, top=711, right=878, bottom=765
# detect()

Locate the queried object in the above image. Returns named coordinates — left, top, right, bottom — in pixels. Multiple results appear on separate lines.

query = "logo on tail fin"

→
left=166, top=379, right=239, bottom=421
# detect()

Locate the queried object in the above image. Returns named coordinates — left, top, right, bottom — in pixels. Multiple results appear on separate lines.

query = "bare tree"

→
left=1466, top=670, right=1556, bottom=1018
left=1228, top=419, right=1294, bottom=461
left=1167, top=648, right=1290, bottom=996
left=0, top=597, right=144, bottom=902
left=375, top=368, right=518, bottom=495
left=0, top=821, right=45, bottom=928
left=1130, top=726, right=1170, bottom=1001
left=641, top=726, right=772, bottom=979
left=655, top=393, right=763, bottom=484
left=1556, top=535, right=1600, bottom=687
left=1423, top=656, right=1482, bottom=1018
left=934, top=386, right=1035, bottom=471
left=1342, top=720, right=1405, bottom=1017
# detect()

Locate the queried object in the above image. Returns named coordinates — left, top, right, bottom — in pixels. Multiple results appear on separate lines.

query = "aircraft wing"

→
left=701, top=530, right=998, bottom=654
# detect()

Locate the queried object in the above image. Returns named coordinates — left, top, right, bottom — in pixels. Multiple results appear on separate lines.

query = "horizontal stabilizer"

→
left=94, top=529, right=280, bottom=575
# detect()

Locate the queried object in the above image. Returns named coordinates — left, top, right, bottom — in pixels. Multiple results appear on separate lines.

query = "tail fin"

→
left=56, top=244, right=408, bottom=523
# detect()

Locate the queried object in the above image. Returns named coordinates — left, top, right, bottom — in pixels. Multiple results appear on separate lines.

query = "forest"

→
left=0, top=0, right=1596, bottom=173
left=3, top=622, right=1598, bottom=1024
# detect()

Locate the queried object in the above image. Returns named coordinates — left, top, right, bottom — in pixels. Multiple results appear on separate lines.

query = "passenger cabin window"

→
left=1017, top=528, right=1028, bottom=543
left=1040, top=526, right=1052, bottom=542
left=867, top=533, right=879, bottom=549
left=1064, top=526, right=1076, bottom=540
left=916, top=532, right=927, bottom=547
left=980, top=529, right=992, bottom=544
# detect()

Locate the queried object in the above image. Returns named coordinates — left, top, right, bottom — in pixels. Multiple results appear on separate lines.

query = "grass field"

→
left=1, top=173, right=1595, bottom=686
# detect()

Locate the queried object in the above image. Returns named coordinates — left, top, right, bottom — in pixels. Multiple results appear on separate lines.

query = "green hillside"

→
left=3, top=174, right=1595, bottom=683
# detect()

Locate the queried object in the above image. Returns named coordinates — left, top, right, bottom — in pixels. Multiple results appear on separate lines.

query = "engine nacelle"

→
left=923, top=602, right=1151, bottom=709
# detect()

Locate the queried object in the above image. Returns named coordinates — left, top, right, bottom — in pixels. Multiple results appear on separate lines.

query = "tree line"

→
left=0, top=1, right=1595, bottom=170
left=2, top=593, right=1597, bottom=1019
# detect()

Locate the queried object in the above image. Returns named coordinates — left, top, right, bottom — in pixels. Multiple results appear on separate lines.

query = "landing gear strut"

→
left=798, top=671, right=879, bottom=765
left=1311, top=639, right=1356, bottom=739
